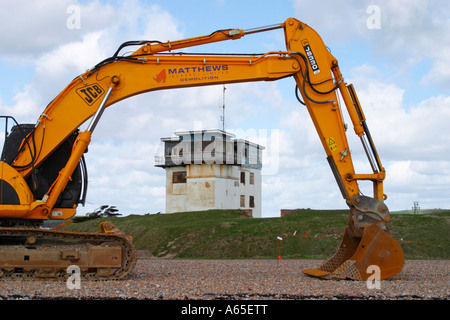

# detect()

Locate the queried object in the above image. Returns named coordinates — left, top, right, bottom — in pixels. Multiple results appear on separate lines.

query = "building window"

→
left=173, top=171, right=186, bottom=183
left=250, top=172, right=254, bottom=185
left=240, top=195, right=245, bottom=207
left=240, top=171, right=245, bottom=184
left=249, top=196, right=255, bottom=208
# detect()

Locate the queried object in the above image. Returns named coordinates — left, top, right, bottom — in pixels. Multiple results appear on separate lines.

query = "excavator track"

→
left=0, top=225, right=137, bottom=280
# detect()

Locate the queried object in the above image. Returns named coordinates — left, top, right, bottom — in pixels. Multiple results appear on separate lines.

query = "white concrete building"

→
left=155, top=130, right=264, bottom=217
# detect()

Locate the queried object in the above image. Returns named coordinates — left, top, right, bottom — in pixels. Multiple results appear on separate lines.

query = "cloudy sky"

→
left=0, top=0, right=449, bottom=217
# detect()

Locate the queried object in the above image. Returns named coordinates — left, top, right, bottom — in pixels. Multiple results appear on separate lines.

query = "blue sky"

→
left=0, top=0, right=449, bottom=216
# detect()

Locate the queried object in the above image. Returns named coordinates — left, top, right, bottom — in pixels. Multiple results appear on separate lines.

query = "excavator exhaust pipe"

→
left=303, top=196, right=404, bottom=280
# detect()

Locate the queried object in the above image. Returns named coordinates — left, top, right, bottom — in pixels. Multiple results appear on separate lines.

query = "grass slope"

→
left=64, top=209, right=450, bottom=260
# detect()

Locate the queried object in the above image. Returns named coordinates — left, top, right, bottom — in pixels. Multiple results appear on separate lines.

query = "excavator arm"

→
left=0, top=17, right=403, bottom=280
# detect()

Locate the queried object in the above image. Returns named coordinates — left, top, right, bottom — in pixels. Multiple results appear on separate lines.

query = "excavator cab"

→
left=0, top=116, right=87, bottom=211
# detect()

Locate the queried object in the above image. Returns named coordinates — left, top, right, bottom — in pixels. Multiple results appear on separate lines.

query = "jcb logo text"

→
left=76, top=83, right=105, bottom=105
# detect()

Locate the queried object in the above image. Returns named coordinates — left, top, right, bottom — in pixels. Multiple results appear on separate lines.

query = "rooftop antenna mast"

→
left=220, top=85, right=226, bottom=131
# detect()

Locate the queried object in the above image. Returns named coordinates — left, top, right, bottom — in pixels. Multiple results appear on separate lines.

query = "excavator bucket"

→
left=303, top=223, right=404, bottom=280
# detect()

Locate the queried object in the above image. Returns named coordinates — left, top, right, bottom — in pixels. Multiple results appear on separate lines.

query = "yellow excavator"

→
left=0, top=17, right=403, bottom=280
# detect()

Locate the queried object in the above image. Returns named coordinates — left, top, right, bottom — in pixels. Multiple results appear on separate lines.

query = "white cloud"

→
left=292, top=0, right=370, bottom=44
left=348, top=65, right=450, bottom=161
left=384, top=160, right=450, bottom=210
left=0, top=84, right=41, bottom=122
left=292, top=0, right=450, bottom=89
left=373, top=0, right=450, bottom=88
left=0, top=0, right=114, bottom=60
left=0, top=0, right=186, bottom=122
left=81, top=138, right=166, bottom=214
left=422, top=47, right=450, bottom=88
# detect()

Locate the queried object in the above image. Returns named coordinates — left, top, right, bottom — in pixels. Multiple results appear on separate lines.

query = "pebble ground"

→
left=0, top=259, right=448, bottom=300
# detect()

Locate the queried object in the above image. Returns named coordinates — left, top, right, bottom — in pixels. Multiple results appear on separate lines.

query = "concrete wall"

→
left=237, top=168, right=262, bottom=218
left=164, top=163, right=262, bottom=217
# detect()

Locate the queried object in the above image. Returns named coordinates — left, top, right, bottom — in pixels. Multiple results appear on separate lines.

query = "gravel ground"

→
left=0, top=259, right=448, bottom=300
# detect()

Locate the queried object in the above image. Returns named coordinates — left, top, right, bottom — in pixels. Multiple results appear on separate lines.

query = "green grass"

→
left=389, top=211, right=450, bottom=259
left=63, top=209, right=450, bottom=260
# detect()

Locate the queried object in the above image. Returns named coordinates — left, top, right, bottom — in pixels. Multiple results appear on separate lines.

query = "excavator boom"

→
left=0, top=17, right=403, bottom=280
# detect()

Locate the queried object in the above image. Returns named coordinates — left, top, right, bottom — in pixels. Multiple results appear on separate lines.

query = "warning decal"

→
left=327, top=137, right=338, bottom=152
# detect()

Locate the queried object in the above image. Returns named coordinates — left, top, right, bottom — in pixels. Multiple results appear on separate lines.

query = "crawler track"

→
left=0, top=227, right=137, bottom=280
